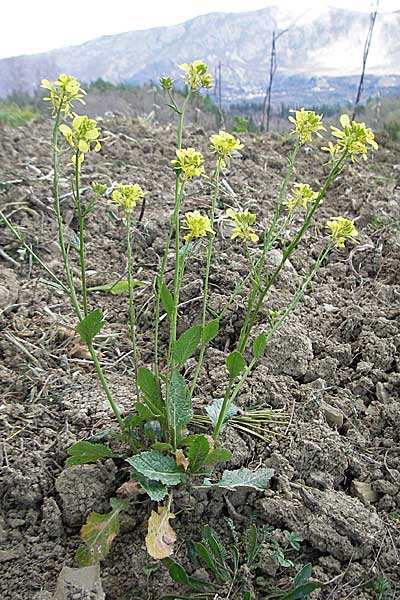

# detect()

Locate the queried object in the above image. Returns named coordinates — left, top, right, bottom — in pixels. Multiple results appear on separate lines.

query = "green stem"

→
left=243, top=240, right=261, bottom=289
left=126, top=213, right=140, bottom=401
left=190, top=158, right=222, bottom=396
left=213, top=377, right=235, bottom=441
left=238, top=153, right=347, bottom=354
left=73, top=150, right=88, bottom=317
left=87, top=342, right=125, bottom=431
left=153, top=91, right=191, bottom=380
left=52, top=104, right=82, bottom=320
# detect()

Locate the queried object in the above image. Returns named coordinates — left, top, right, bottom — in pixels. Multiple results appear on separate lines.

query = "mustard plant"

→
left=0, top=62, right=378, bottom=566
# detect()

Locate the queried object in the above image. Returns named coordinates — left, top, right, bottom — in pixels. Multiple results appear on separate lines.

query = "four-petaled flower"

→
left=171, top=148, right=205, bottom=179
left=110, top=183, right=147, bottom=214
left=210, top=130, right=243, bottom=162
left=182, top=210, right=213, bottom=243
left=284, top=183, right=319, bottom=213
left=59, top=115, right=103, bottom=169
left=41, top=74, right=86, bottom=119
left=324, top=114, right=378, bottom=163
left=288, top=108, right=326, bottom=144
left=326, top=216, right=358, bottom=248
left=226, top=208, right=259, bottom=243
left=179, top=60, right=212, bottom=90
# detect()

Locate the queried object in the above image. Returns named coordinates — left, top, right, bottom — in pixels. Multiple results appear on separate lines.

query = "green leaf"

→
left=137, top=367, right=163, bottom=413
left=167, top=370, right=192, bottom=447
left=252, top=332, right=267, bottom=358
left=66, top=441, right=114, bottom=465
left=126, top=450, right=184, bottom=485
left=202, top=527, right=228, bottom=574
left=151, top=442, right=172, bottom=452
left=88, top=279, right=145, bottom=295
left=204, top=448, right=231, bottom=466
left=247, top=523, right=258, bottom=564
left=174, top=325, right=203, bottom=365
left=135, top=401, right=157, bottom=420
left=77, top=308, right=105, bottom=344
left=161, top=282, right=174, bottom=320
left=243, top=593, right=251, bottom=600
left=226, top=351, right=245, bottom=379
left=202, top=319, right=219, bottom=345
left=281, top=582, right=321, bottom=600
left=134, top=472, right=168, bottom=501
left=168, top=561, right=190, bottom=585
left=75, top=498, right=128, bottom=566
left=293, top=563, right=313, bottom=588
left=188, top=435, right=210, bottom=473
left=205, top=399, right=238, bottom=430
left=203, top=467, right=274, bottom=491
left=195, top=542, right=221, bottom=579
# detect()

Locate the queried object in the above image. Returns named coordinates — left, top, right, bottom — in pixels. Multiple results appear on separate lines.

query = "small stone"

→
left=351, top=481, right=379, bottom=504
left=0, top=546, right=23, bottom=562
left=321, top=401, right=343, bottom=429
left=373, top=480, right=398, bottom=496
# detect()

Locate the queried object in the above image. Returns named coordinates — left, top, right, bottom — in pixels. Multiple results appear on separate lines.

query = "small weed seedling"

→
left=164, top=523, right=320, bottom=599
left=0, top=62, right=378, bottom=564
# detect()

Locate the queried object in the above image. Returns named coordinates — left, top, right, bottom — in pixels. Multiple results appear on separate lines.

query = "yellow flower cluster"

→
left=210, top=130, right=243, bottom=161
left=182, top=210, right=213, bottom=243
left=323, top=114, right=378, bottom=163
left=110, top=183, right=147, bottom=214
left=41, top=74, right=86, bottom=118
left=171, top=148, right=205, bottom=179
left=59, top=115, right=103, bottom=169
left=226, top=208, right=259, bottom=243
left=284, top=183, right=319, bottom=213
left=326, top=216, right=358, bottom=248
left=160, top=77, right=175, bottom=91
left=288, top=108, right=326, bottom=144
left=179, top=60, right=212, bottom=90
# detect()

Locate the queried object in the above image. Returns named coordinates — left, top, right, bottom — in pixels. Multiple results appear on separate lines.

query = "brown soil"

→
left=1, top=115, right=400, bottom=600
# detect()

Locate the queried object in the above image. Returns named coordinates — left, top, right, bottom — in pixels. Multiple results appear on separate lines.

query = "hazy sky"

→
left=1, top=0, right=398, bottom=59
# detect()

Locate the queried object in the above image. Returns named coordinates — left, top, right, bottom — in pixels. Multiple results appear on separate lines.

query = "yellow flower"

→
left=171, top=148, right=205, bottom=179
left=178, top=60, right=212, bottom=90
left=325, top=114, right=378, bottom=162
left=210, top=130, right=244, bottom=159
left=59, top=115, right=103, bottom=169
left=160, top=76, right=175, bottom=91
left=326, top=216, right=358, bottom=248
left=41, top=74, right=86, bottom=118
left=226, top=208, right=259, bottom=243
left=110, top=183, right=147, bottom=214
left=182, top=210, right=213, bottom=243
left=284, top=183, right=319, bottom=213
left=288, top=108, right=325, bottom=144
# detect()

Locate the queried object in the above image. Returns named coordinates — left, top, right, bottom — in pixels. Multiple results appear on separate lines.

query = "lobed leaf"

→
left=203, top=466, right=274, bottom=491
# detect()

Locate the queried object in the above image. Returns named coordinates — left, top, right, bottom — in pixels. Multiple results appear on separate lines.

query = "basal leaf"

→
left=188, top=435, right=210, bottom=473
left=174, top=325, right=203, bottom=365
left=126, top=450, right=184, bottom=485
left=66, top=440, right=114, bottom=465
left=77, top=308, right=105, bottom=344
left=226, top=351, right=245, bottom=379
left=293, top=563, right=313, bottom=588
left=281, top=582, right=321, bottom=600
left=167, top=370, right=192, bottom=447
left=161, top=282, right=174, bottom=320
left=146, top=505, right=176, bottom=559
left=205, top=399, right=238, bottom=431
left=202, top=319, right=219, bottom=345
left=75, top=498, right=127, bottom=566
left=134, top=472, right=168, bottom=501
left=252, top=332, right=267, bottom=358
left=203, top=467, right=274, bottom=491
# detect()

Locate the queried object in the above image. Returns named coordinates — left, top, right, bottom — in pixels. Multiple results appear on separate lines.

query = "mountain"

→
left=1, top=6, right=400, bottom=105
